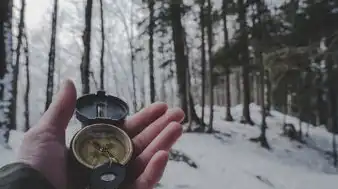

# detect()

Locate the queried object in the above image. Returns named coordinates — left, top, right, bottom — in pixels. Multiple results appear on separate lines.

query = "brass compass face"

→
left=71, top=124, right=133, bottom=169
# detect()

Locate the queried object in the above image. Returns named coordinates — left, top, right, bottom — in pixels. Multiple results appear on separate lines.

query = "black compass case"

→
left=67, top=91, right=130, bottom=189
left=75, top=90, right=129, bottom=127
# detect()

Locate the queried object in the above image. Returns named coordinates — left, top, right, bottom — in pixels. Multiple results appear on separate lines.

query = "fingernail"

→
left=61, top=79, right=71, bottom=88
left=58, top=79, right=72, bottom=91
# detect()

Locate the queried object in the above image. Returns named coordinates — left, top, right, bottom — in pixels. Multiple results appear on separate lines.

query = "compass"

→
left=68, top=91, right=133, bottom=189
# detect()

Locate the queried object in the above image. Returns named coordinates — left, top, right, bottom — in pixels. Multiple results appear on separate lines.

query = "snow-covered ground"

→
left=1, top=104, right=337, bottom=189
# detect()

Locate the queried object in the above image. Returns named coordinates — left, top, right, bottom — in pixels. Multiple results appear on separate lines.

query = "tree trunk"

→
left=297, top=76, right=303, bottom=141
left=130, top=34, right=137, bottom=112
left=23, top=32, right=30, bottom=131
left=99, top=0, right=105, bottom=90
left=327, top=52, right=337, bottom=167
left=11, top=0, right=26, bottom=129
left=169, top=0, right=203, bottom=127
left=199, top=0, right=206, bottom=125
left=206, top=0, right=214, bottom=132
left=170, top=1, right=188, bottom=116
left=160, top=69, right=166, bottom=102
left=186, top=55, right=193, bottom=131
left=170, top=62, right=175, bottom=107
left=333, top=132, right=337, bottom=167
left=259, top=65, right=269, bottom=149
left=305, top=122, right=310, bottom=137
left=222, top=0, right=233, bottom=121
left=266, top=70, right=272, bottom=114
left=287, top=91, right=292, bottom=118
left=81, top=0, right=93, bottom=94
left=255, top=73, right=261, bottom=105
left=45, top=0, right=58, bottom=111
left=0, top=25, right=5, bottom=81
left=238, top=0, right=253, bottom=125
left=236, top=69, right=241, bottom=104
left=283, top=84, right=288, bottom=126
left=138, top=66, right=145, bottom=111
left=0, top=0, right=11, bottom=78
left=0, top=0, right=14, bottom=142
left=148, top=0, right=156, bottom=103
left=315, top=72, right=322, bottom=126
left=256, top=0, right=268, bottom=147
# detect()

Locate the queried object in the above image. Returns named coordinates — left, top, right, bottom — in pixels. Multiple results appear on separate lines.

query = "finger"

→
left=130, top=122, right=182, bottom=179
left=124, top=102, right=168, bottom=137
left=37, top=79, right=77, bottom=134
left=128, top=150, right=169, bottom=189
left=132, top=108, right=184, bottom=156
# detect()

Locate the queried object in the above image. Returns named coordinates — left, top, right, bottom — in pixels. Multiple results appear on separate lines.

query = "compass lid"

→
left=75, top=91, right=129, bottom=127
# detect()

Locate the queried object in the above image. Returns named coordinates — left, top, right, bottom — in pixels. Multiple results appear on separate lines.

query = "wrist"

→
left=0, top=162, right=55, bottom=189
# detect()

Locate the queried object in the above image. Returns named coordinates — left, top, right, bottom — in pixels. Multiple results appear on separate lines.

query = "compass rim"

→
left=71, top=123, right=133, bottom=169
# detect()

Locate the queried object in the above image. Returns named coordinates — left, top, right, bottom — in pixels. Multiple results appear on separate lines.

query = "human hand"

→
left=17, top=80, right=185, bottom=189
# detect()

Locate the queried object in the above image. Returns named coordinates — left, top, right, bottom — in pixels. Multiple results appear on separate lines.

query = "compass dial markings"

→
left=71, top=124, right=133, bottom=169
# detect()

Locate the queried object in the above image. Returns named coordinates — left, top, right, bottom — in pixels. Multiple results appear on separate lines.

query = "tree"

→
left=325, top=37, right=338, bottom=167
left=10, top=0, right=27, bottom=129
left=99, top=0, right=105, bottom=90
left=81, top=0, right=93, bottom=94
left=238, top=0, right=254, bottom=125
left=45, top=0, right=58, bottom=111
left=206, top=0, right=214, bottom=133
left=256, top=0, right=270, bottom=148
left=0, top=0, right=13, bottom=142
left=169, top=0, right=204, bottom=127
left=298, top=0, right=338, bottom=166
left=198, top=0, right=207, bottom=126
left=23, top=31, right=30, bottom=131
left=156, top=0, right=171, bottom=104
left=169, top=0, right=189, bottom=116
left=222, top=0, right=234, bottom=121
left=147, top=0, right=156, bottom=103
left=249, top=0, right=271, bottom=149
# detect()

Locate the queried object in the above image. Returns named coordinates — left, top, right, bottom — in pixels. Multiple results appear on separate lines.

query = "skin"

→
left=17, top=79, right=185, bottom=189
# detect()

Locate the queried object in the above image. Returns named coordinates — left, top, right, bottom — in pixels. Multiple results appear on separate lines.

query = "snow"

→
left=1, top=103, right=337, bottom=189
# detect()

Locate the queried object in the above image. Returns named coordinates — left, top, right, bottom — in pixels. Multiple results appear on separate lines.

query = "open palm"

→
left=17, top=80, right=185, bottom=189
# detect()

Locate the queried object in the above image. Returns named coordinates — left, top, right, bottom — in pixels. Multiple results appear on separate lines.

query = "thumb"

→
left=37, top=79, right=77, bottom=134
